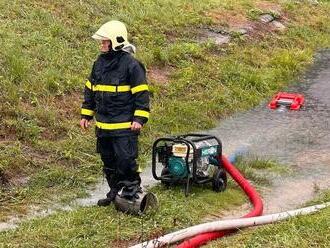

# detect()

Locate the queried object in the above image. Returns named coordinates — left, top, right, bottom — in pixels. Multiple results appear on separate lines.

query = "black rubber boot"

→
left=97, top=198, right=113, bottom=207
left=97, top=167, right=119, bottom=207
left=97, top=187, right=119, bottom=207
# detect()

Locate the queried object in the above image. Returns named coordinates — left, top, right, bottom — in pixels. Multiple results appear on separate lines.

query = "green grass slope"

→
left=0, top=0, right=330, bottom=245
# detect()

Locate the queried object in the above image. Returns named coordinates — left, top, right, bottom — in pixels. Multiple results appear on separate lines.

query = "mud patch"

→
left=148, top=66, right=174, bottom=85
left=256, top=1, right=282, bottom=14
left=204, top=203, right=251, bottom=222
left=38, top=92, right=80, bottom=141
left=0, top=132, right=17, bottom=143
left=206, top=9, right=249, bottom=28
left=0, top=170, right=29, bottom=188
left=203, top=6, right=287, bottom=45
left=53, top=91, right=81, bottom=120
left=205, top=8, right=257, bottom=38
left=242, top=21, right=283, bottom=41
left=0, top=171, right=10, bottom=187
left=20, top=144, right=52, bottom=166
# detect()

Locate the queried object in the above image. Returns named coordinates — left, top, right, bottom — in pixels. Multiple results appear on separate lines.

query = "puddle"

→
left=208, top=50, right=330, bottom=214
left=0, top=203, right=74, bottom=232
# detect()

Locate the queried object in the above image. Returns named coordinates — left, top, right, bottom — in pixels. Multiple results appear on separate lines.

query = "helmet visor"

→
left=92, top=33, right=109, bottom=40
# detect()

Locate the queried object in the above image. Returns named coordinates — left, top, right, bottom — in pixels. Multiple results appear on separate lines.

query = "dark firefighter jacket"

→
left=81, top=50, right=150, bottom=137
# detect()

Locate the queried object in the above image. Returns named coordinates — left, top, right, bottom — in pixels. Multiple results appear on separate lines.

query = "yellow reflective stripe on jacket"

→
left=131, top=84, right=149, bottom=94
left=93, top=85, right=131, bottom=92
left=85, top=80, right=92, bottom=90
left=96, top=121, right=131, bottom=130
left=81, top=108, right=94, bottom=116
left=134, top=110, right=150, bottom=119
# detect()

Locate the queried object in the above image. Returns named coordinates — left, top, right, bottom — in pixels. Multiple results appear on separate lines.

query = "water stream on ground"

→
left=208, top=49, right=330, bottom=214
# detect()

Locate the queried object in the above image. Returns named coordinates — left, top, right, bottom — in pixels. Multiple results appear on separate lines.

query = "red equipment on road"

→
left=268, top=92, right=304, bottom=110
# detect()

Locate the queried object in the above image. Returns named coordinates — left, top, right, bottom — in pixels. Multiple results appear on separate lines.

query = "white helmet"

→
left=92, top=20, right=129, bottom=51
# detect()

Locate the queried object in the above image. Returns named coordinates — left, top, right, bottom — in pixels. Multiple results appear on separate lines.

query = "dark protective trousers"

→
left=97, top=135, right=141, bottom=194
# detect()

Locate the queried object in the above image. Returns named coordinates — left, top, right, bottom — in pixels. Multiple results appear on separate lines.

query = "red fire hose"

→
left=177, top=155, right=264, bottom=248
left=132, top=154, right=328, bottom=248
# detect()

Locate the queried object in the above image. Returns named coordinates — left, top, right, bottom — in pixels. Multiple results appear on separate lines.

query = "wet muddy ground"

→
left=1, top=50, right=329, bottom=232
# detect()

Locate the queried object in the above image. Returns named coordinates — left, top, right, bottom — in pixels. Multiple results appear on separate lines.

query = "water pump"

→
left=152, top=134, right=227, bottom=196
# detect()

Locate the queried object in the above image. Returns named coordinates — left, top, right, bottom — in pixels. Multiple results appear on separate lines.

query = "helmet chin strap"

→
left=101, top=43, right=136, bottom=55
left=122, top=44, right=136, bottom=54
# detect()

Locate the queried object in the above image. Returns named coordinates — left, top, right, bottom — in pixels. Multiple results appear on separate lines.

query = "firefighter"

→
left=80, top=20, right=150, bottom=206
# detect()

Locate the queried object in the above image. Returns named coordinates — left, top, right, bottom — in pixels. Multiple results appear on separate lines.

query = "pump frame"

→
left=152, top=133, right=226, bottom=196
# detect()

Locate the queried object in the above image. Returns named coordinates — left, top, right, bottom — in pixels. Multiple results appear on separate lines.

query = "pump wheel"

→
left=212, top=167, right=227, bottom=192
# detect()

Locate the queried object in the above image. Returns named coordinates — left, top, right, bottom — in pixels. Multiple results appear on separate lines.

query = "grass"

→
left=207, top=190, right=330, bottom=248
left=0, top=155, right=296, bottom=247
left=0, top=157, right=284, bottom=247
left=0, top=0, right=330, bottom=245
left=0, top=189, right=244, bottom=247
left=230, top=156, right=291, bottom=186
